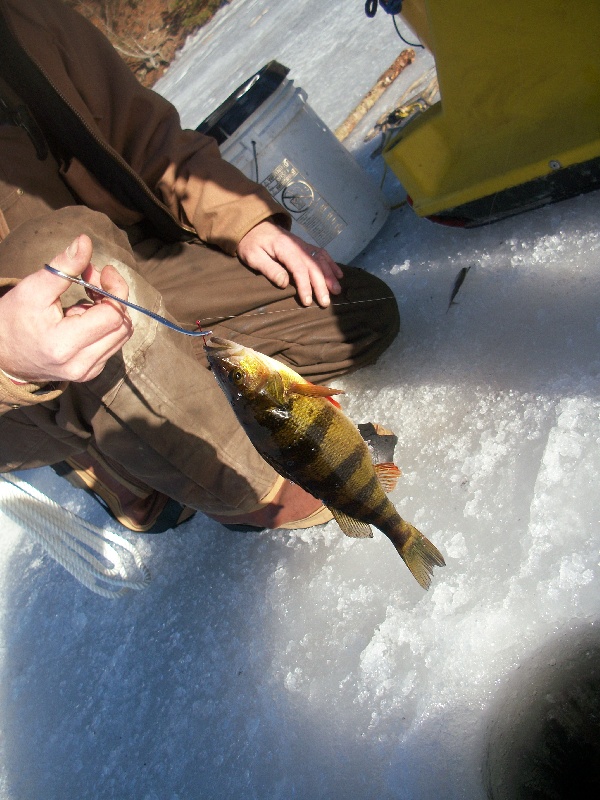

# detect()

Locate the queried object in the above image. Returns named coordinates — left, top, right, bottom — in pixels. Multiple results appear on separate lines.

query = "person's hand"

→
left=236, top=219, right=344, bottom=307
left=0, top=234, right=133, bottom=383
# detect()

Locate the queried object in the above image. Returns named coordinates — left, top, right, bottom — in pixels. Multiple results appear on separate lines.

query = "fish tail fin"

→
left=391, top=520, right=445, bottom=590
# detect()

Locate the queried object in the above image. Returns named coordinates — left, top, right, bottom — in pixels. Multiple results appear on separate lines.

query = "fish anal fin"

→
left=330, top=507, right=373, bottom=539
left=374, top=462, right=402, bottom=493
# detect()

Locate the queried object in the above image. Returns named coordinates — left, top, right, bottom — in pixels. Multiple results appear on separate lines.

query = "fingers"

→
left=0, top=234, right=134, bottom=384
left=37, top=235, right=130, bottom=314
left=36, top=234, right=94, bottom=305
left=294, top=247, right=343, bottom=307
left=81, top=262, right=129, bottom=301
left=54, top=233, right=93, bottom=277
left=81, top=261, right=130, bottom=313
left=59, top=287, right=132, bottom=352
left=242, top=249, right=291, bottom=291
left=271, top=243, right=343, bottom=308
left=237, top=220, right=345, bottom=308
left=308, top=247, right=344, bottom=284
left=52, top=245, right=132, bottom=351
left=54, top=319, right=134, bottom=382
left=100, top=263, right=129, bottom=301
left=45, top=293, right=133, bottom=381
left=293, top=254, right=330, bottom=307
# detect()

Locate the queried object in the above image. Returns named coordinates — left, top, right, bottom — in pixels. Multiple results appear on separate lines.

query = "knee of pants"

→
left=0, top=405, right=88, bottom=471
left=288, top=266, right=400, bottom=380
left=0, top=206, right=136, bottom=281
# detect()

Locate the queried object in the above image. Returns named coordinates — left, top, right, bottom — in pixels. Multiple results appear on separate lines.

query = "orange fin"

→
left=330, top=507, right=373, bottom=538
left=325, top=395, right=342, bottom=409
left=290, top=381, right=344, bottom=399
left=374, top=462, right=402, bottom=493
left=289, top=380, right=344, bottom=409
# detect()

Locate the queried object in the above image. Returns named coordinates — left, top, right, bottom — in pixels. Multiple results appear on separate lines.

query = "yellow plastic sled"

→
left=385, top=0, right=600, bottom=225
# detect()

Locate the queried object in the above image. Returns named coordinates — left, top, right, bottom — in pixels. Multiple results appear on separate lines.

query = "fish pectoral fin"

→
left=289, top=381, right=345, bottom=408
left=330, top=508, right=373, bottom=538
left=374, top=462, right=402, bottom=493
left=262, top=371, right=286, bottom=407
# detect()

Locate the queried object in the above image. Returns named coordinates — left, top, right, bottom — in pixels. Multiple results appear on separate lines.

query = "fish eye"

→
left=229, top=368, right=244, bottom=385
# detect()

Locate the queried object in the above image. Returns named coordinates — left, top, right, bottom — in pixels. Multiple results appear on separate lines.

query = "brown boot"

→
left=210, top=475, right=333, bottom=532
left=52, top=446, right=195, bottom=533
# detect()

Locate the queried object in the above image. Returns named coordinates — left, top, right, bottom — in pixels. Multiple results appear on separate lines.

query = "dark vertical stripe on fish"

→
left=277, top=401, right=335, bottom=467
left=329, top=444, right=366, bottom=484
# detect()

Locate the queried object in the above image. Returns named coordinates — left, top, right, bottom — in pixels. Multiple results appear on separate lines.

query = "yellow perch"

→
left=205, top=336, right=445, bottom=589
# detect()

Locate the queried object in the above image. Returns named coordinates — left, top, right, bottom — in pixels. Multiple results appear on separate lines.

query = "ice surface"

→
left=1, top=1, right=599, bottom=798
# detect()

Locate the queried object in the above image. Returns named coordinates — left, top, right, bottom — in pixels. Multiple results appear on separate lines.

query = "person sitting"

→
left=0, top=0, right=399, bottom=533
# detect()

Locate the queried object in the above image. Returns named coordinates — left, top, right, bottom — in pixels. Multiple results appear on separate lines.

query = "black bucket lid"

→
left=196, top=60, right=290, bottom=145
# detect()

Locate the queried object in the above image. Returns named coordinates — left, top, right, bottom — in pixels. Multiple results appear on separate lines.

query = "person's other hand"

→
left=236, top=219, right=344, bottom=307
left=0, top=234, right=133, bottom=383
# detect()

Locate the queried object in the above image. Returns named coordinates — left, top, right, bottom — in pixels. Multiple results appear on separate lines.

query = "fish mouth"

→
left=204, top=335, right=244, bottom=354
left=204, top=336, right=246, bottom=380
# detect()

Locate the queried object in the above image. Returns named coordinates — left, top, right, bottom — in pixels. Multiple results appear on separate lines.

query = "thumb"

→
left=34, top=234, right=94, bottom=305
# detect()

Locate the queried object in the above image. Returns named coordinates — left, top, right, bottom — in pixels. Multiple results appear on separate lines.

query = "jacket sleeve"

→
left=0, top=279, right=67, bottom=415
left=8, top=0, right=291, bottom=254
left=0, top=370, right=66, bottom=415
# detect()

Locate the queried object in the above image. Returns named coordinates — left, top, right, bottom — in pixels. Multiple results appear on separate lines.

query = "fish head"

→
left=204, top=336, right=285, bottom=406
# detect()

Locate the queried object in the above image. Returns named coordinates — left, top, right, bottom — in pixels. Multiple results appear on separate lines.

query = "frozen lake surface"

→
left=1, top=1, right=599, bottom=798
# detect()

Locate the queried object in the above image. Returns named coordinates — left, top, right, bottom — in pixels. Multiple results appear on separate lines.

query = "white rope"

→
left=0, top=472, right=151, bottom=598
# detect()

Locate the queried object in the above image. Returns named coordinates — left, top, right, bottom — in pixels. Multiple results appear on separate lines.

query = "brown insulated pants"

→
left=0, top=207, right=399, bottom=515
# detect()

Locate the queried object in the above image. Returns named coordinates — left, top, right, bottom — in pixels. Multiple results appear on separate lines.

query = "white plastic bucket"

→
left=198, top=62, right=389, bottom=263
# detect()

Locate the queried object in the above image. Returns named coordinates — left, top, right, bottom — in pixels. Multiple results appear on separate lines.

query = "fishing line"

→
left=193, top=293, right=397, bottom=326
left=128, top=294, right=398, bottom=330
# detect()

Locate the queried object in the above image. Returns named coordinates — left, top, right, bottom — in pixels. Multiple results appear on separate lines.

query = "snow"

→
left=1, top=1, right=599, bottom=798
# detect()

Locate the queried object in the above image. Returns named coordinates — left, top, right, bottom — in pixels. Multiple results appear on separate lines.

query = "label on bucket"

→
left=261, top=158, right=347, bottom=247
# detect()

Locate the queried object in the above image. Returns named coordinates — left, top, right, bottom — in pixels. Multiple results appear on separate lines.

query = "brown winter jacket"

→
left=0, top=0, right=289, bottom=414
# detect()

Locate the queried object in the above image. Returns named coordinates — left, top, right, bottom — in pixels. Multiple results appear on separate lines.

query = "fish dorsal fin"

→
left=289, top=380, right=344, bottom=408
left=330, top=507, right=373, bottom=539
left=374, top=462, right=402, bottom=493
